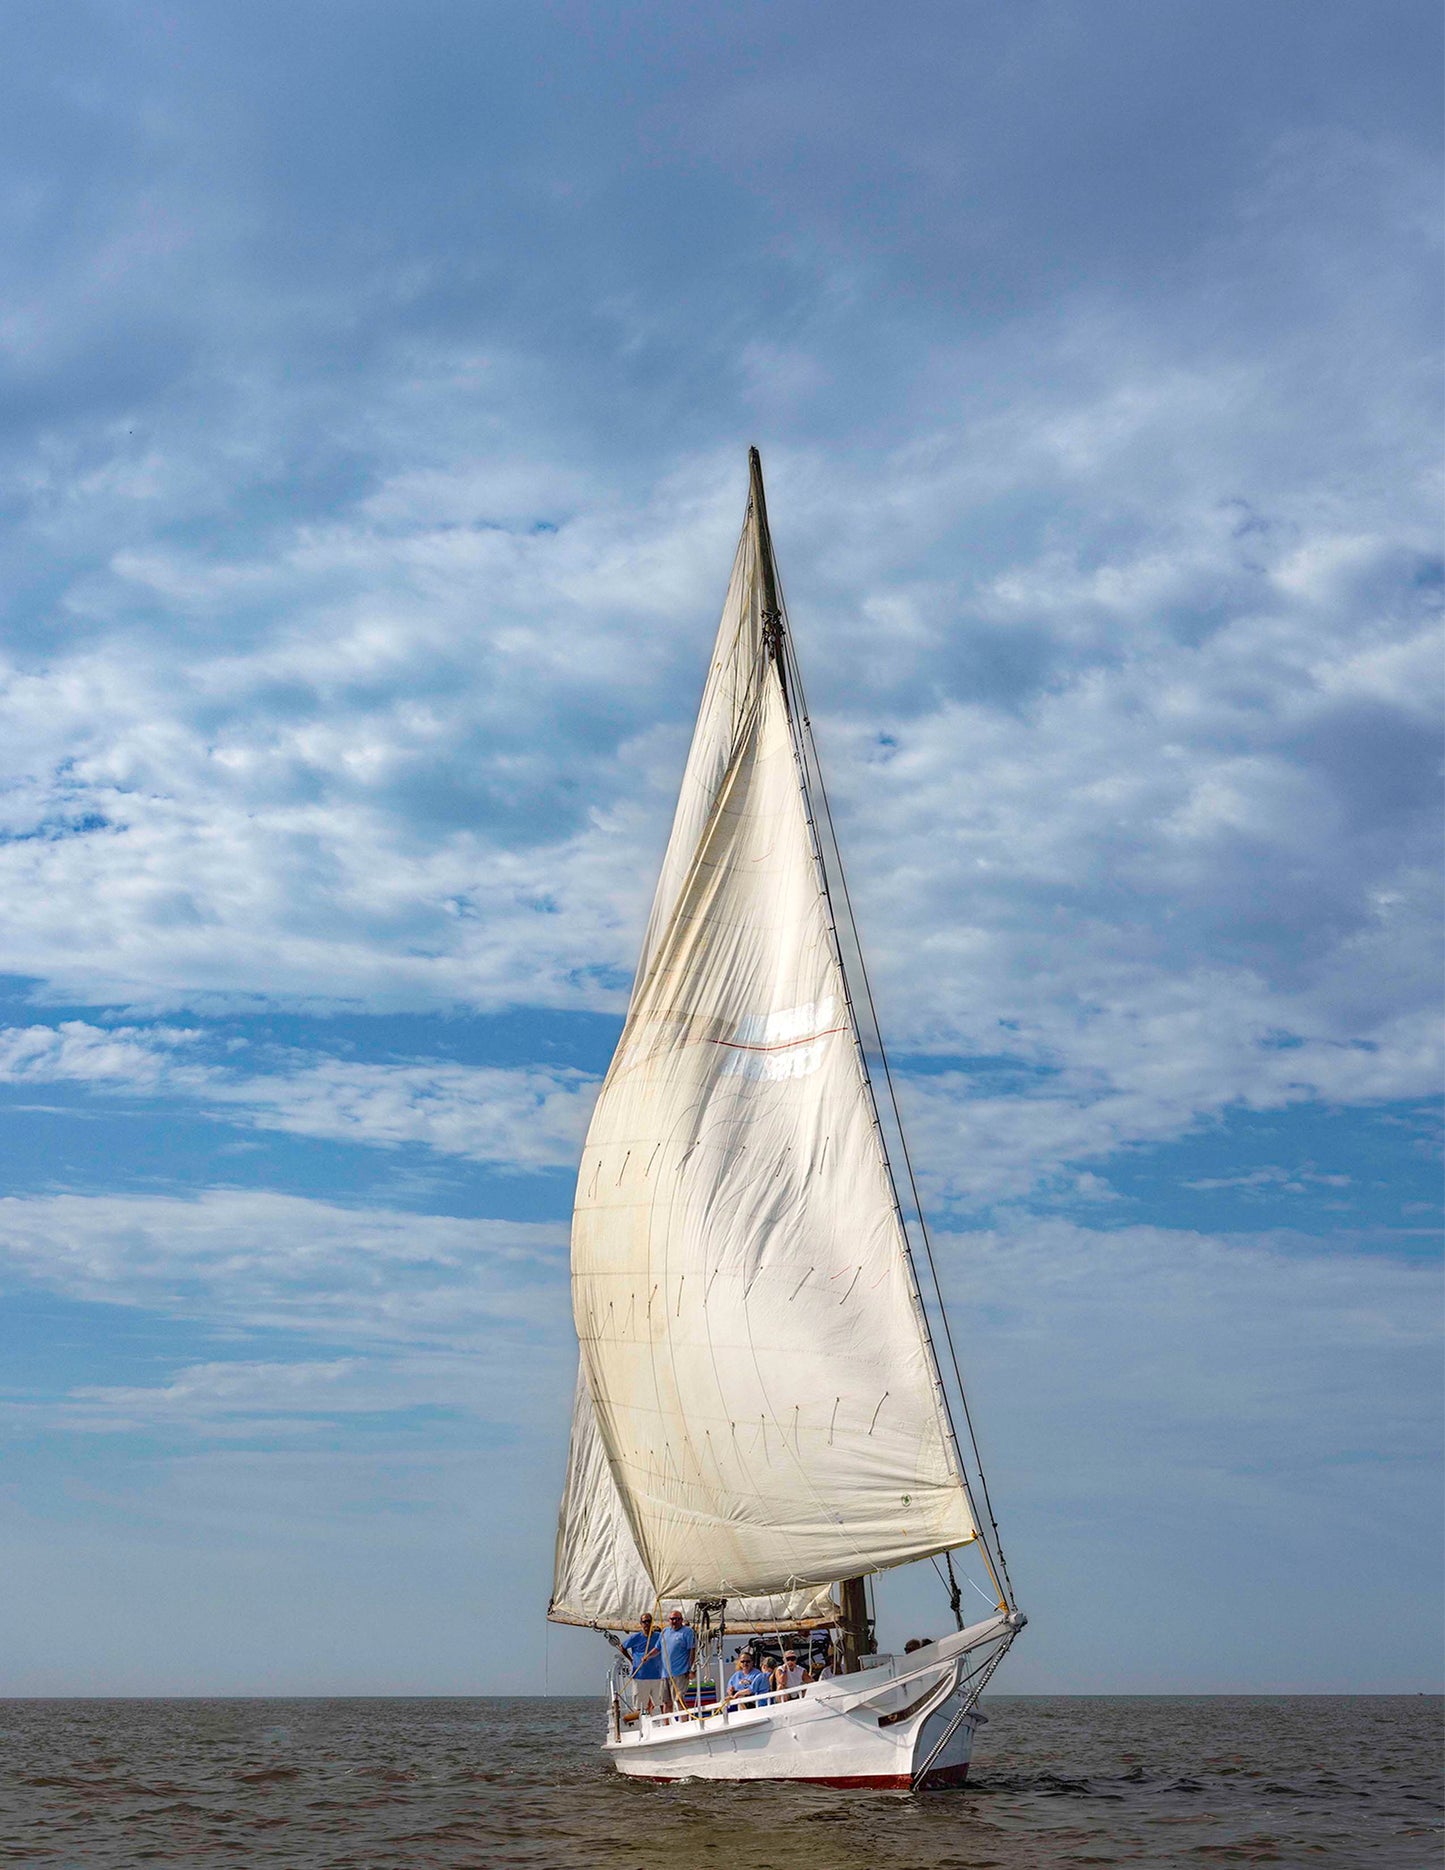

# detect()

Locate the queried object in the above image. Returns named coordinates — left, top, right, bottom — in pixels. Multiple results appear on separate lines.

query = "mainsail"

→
left=550, top=453, right=977, bottom=1622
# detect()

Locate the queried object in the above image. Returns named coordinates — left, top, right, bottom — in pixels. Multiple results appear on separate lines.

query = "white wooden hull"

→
left=604, top=1617, right=1007, bottom=1791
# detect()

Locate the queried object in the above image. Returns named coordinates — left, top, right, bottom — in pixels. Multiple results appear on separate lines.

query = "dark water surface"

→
left=1, top=1696, right=1439, bottom=1868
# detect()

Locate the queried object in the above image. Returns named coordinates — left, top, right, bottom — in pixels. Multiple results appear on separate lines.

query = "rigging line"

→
left=770, top=603, right=997, bottom=1591
left=773, top=615, right=990, bottom=1538
left=944, top=1549, right=965, bottom=1630
left=927, top=1551, right=962, bottom=1630
left=779, top=625, right=1007, bottom=1593
left=747, top=659, right=945, bottom=1586
left=771, top=586, right=1014, bottom=1603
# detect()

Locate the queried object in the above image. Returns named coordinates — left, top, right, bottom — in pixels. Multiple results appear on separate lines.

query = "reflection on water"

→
left=0, top=1695, right=1439, bottom=1868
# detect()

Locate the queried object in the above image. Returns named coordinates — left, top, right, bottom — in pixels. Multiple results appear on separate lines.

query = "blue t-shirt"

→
left=728, top=1666, right=771, bottom=1699
left=661, top=1624, right=696, bottom=1679
left=621, top=1628, right=663, bottom=1679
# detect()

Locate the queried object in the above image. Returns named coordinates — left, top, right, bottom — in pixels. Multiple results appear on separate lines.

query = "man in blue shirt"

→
left=660, top=1608, right=697, bottom=1709
left=620, top=1612, right=662, bottom=1709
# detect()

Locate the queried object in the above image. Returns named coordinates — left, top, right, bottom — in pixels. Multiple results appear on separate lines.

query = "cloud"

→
left=0, top=69, right=1435, bottom=1084
left=7, top=1183, right=1435, bottom=1464
left=1183, top=1165, right=1352, bottom=1194
left=5, top=1185, right=1433, bottom=1497
left=0, top=1019, right=599, bottom=1169
left=933, top=1214, right=1441, bottom=1689
left=13, top=1357, right=371, bottom=1438
left=0, top=0, right=1438, bottom=1693
left=2, top=1184, right=1435, bottom=1688
left=0, top=1187, right=568, bottom=1345
left=0, top=1018, right=205, bottom=1087
left=3, top=370, right=1436, bottom=1120
left=212, top=1057, right=599, bottom=1168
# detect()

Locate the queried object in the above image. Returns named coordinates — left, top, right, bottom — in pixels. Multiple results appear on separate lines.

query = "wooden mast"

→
left=749, top=445, right=787, bottom=694
left=838, top=1576, right=873, bottom=1673
left=748, top=445, right=778, bottom=613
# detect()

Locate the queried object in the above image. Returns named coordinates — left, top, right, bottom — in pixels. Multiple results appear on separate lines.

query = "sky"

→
left=0, top=0, right=1440, bottom=1696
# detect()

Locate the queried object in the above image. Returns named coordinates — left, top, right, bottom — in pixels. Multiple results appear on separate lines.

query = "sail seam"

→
left=709, top=1026, right=846, bottom=1053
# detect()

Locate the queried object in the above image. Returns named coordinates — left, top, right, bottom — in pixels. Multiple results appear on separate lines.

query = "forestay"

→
left=554, top=479, right=976, bottom=1612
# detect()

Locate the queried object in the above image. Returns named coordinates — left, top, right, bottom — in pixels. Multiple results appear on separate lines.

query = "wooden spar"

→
left=749, top=445, right=788, bottom=695
left=838, top=1576, right=872, bottom=1674
left=748, top=445, right=780, bottom=621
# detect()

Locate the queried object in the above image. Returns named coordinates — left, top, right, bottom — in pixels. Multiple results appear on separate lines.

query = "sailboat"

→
left=548, top=450, right=1024, bottom=1789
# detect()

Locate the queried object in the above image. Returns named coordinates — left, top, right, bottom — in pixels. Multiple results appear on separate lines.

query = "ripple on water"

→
left=0, top=1695, right=1438, bottom=1870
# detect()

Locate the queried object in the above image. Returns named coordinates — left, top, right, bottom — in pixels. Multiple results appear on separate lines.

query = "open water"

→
left=1, top=1695, right=1439, bottom=1869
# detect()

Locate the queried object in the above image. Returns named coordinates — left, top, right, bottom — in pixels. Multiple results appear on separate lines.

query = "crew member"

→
left=726, top=1648, right=766, bottom=1703
left=773, top=1648, right=807, bottom=1693
left=620, top=1612, right=663, bottom=1709
left=661, top=1608, right=697, bottom=1710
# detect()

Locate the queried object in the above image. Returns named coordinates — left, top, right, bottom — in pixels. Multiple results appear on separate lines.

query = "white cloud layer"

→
left=2, top=361, right=1437, bottom=1186
left=0, top=1187, right=568, bottom=1346
left=0, top=1020, right=598, bottom=1169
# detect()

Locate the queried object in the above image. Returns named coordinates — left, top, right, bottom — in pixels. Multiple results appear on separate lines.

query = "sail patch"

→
left=715, top=996, right=843, bottom=1081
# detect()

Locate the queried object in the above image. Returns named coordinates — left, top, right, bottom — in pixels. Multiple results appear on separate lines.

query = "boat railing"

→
left=611, top=1627, right=1008, bottom=1743
left=640, top=1678, right=814, bottom=1732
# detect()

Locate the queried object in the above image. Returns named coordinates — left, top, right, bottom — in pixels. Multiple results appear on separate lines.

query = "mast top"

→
left=748, top=448, right=784, bottom=671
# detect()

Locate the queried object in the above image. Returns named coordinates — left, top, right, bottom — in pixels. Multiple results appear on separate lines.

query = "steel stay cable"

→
left=757, top=540, right=984, bottom=1604
left=769, top=571, right=1014, bottom=1604
left=783, top=640, right=1012, bottom=1596
left=781, top=630, right=1007, bottom=1585
left=751, top=468, right=972, bottom=1641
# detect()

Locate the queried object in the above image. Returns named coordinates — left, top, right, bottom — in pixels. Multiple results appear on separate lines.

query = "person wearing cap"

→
left=620, top=1612, right=663, bottom=1708
left=773, top=1646, right=807, bottom=1693
left=660, top=1608, right=697, bottom=1709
